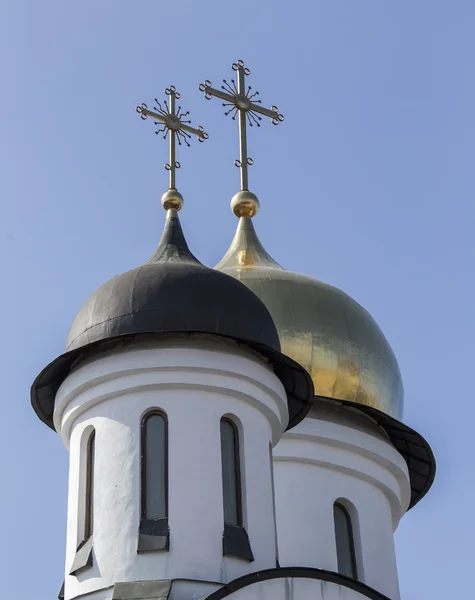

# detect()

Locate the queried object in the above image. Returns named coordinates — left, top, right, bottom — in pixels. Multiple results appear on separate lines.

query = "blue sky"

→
left=0, top=1, right=473, bottom=598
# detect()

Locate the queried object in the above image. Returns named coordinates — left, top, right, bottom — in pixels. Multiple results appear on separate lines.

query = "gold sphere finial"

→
left=231, top=190, right=260, bottom=218
left=161, top=188, right=184, bottom=211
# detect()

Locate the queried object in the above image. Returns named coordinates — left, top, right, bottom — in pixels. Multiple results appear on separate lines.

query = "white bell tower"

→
left=56, top=335, right=292, bottom=600
left=272, top=400, right=417, bottom=600
left=32, top=205, right=312, bottom=600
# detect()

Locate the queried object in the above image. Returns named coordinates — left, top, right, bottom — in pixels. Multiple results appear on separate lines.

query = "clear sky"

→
left=0, top=1, right=473, bottom=598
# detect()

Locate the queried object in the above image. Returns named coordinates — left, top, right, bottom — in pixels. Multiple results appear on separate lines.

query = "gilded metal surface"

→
left=199, top=60, right=284, bottom=193
left=216, top=217, right=403, bottom=419
left=136, top=86, right=208, bottom=198
left=160, top=188, right=184, bottom=212
left=230, top=190, right=260, bottom=218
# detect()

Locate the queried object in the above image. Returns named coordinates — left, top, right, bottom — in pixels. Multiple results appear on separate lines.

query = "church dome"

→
left=31, top=208, right=313, bottom=430
left=216, top=216, right=403, bottom=419
left=67, top=209, right=281, bottom=353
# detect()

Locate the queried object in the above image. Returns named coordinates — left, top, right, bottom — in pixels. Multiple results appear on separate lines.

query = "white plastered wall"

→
left=54, top=335, right=289, bottom=600
left=273, top=404, right=411, bottom=600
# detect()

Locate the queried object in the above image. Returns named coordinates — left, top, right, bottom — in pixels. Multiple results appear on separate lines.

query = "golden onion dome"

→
left=215, top=216, right=403, bottom=419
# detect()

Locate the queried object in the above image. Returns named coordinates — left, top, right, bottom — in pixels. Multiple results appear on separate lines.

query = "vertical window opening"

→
left=84, top=430, right=95, bottom=540
left=220, top=418, right=242, bottom=527
left=334, top=502, right=358, bottom=579
left=269, top=442, right=279, bottom=567
left=70, top=429, right=95, bottom=574
left=141, top=411, right=168, bottom=520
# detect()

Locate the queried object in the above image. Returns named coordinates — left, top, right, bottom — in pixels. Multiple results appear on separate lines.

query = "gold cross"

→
left=136, top=86, right=208, bottom=192
left=200, top=60, right=284, bottom=192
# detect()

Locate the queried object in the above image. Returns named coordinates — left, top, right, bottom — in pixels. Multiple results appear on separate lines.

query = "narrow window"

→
left=334, top=502, right=357, bottom=579
left=141, top=412, right=168, bottom=520
left=84, top=430, right=95, bottom=540
left=269, top=442, right=279, bottom=567
left=220, top=418, right=242, bottom=527
left=70, top=429, right=95, bottom=574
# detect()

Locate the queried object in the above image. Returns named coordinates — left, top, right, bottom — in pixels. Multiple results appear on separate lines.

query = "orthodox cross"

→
left=199, top=60, right=284, bottom=192
left=136, top=86, right=208, bottom=191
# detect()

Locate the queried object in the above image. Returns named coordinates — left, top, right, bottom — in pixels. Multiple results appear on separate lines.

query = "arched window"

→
left=70, top=429, right=95, bottom=574
left=220, top=418, right=242, bottom=527
left=269, top=442, right=279, bottom=567
left=84, top=430, right=95, bottom=540
left=141, top=411, right=168, bottom=520
left=334, top=502, right=357, bottom=579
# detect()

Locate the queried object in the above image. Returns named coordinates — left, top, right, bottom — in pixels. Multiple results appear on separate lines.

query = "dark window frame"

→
left=70, top=429, right=95, bottom=575
left=140, top=409, right=169, bottom=520
left=138, top=410, right=169, bottom=553
left=220, top=417, right=243, bottom=527
left=84, top=429, right=95, bottom=540
left=333, top=502, right=358, bottom=580
left=220, top=417, right=253, bottom=561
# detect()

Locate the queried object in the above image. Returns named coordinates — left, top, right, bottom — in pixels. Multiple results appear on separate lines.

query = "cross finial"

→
left=199, top=60, right=284, bottom=217
left=136, top=86, right=209, bottom=211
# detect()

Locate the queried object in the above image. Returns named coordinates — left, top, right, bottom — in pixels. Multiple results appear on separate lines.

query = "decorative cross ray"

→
left=136, top=86, right=208, bottom=190
left=199, top=60, right=284, bottom=191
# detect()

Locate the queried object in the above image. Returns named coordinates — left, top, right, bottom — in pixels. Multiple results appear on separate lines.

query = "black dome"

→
left=67, top=212, right=282, bottom=352
left=31, top=210, right=313, bottom=430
